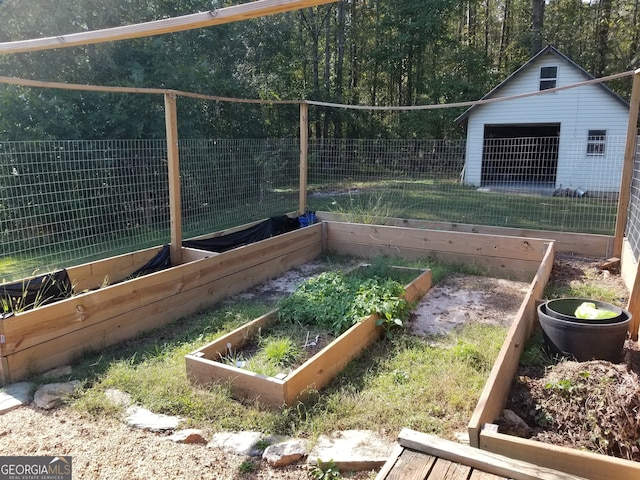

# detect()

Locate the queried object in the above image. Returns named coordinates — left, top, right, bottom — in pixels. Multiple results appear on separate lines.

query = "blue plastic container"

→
left=298, top=212, right=317, bottom=227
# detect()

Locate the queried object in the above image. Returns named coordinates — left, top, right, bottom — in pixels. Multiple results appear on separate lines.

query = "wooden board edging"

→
left=479, top=429, right=640, bottom=480
left=317, top=212, right=612, bottom=257
left=324, top=221, right=548, bottom=281
left=397, top=429, right=588, bottom=480
left=468, top=241, right=556, bottom=447
left=67, top=245, right=165, bottom=291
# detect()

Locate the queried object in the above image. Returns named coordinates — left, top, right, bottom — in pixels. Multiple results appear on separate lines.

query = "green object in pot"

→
left=574, top=302, right=619, bottom=320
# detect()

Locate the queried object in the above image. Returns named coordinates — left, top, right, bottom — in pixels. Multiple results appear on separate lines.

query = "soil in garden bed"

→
left=499, top=254, right=640, bottom=461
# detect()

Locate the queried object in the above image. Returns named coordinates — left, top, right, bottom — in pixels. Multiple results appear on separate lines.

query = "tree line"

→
left=0, top=0, right=638, bottom=141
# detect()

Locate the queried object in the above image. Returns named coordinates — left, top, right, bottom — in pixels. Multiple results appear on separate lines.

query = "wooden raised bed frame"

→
left=1, top=220, right=550, bottom=387
left=467, top=240, right=640, bottom=479
left=184, top=266, right=433, bottom=407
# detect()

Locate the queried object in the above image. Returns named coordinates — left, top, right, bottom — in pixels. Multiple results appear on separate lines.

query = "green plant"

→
left=237, top=459, right=258, bottom=474
left=311, top=459, right=342, bottom=480
left=261, top=337, right=300, bottom=366
left=277, top=271, right=409, bottom=336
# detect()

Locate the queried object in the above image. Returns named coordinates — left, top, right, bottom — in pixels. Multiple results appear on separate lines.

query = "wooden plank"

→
left=180, top=247, right=219, bottom=263
left=383, top=448, right=436, bottom=480
left=327, top=239, right=540, bottom=282
left=325, top=222, right=548, bottom=262
left=428, top=458, right=471, bottom=479
left=185, top=356, right=286, bottom=407
left=299, top=102, right=308, bottom=214
left=317, top=212, right=612, bottom=257
left=467, top=242, right=555, bottom=447
left=165, top=93, right=182, bottom=265
left=190, top=310, right=278, bottom=359
left=398, top=429, right=588, bottom=480
left=67, top=246, right=164, bottom=292
left=0, top=0, right=338, bottom=54
left=469, top=470, right=508, bottom=480
left=479, top=429, right=640, bottom=480
left=2, top=226, right=321, bottom=356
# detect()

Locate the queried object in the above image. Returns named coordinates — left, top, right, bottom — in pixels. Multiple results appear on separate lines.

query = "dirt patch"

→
left=409, top=275, right=530, bottom=336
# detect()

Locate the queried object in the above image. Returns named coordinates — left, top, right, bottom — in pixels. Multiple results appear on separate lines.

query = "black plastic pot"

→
left=537, top=302, right=631, bottom=362
left=545, top=298, right=624, bottom=324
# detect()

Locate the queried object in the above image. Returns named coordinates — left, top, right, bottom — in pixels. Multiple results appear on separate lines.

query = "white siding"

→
left=464, top=51, right=629, bottom=193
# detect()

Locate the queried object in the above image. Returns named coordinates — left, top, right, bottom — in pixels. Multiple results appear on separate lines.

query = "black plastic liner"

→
left=182, top=215, right=300, bottom=253
left=127, top=244, right=172, bottom=279
left=1, top=269, right=73, bottom=318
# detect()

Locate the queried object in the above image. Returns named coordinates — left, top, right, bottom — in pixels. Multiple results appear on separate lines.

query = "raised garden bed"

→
left=185, top=265, right=433, bottom=407
left=0, top=223, right=321, bottom=384
left=467, top=245, right=640, bottom=480
left=1, top=219, right=551, bottom=386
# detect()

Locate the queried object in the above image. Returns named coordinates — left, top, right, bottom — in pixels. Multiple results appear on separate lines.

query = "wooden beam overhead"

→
left=0, top=0, right=337, bottom=55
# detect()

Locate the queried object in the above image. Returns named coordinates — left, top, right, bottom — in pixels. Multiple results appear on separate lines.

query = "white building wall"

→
left=464, top=52, right=629, bottom=193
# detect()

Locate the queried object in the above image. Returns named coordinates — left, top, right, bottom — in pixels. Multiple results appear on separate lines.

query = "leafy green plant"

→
left=311, top=459, right=342, bottom=480
left=277, top=271, right=409, bottom=336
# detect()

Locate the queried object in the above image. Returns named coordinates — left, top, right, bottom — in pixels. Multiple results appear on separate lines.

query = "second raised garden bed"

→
left=185, top=265, right=433, bottom=407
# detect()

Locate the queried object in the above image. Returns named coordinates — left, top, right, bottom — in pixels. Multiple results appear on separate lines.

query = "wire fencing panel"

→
left=626, top=137, right=640, bottom=262
left=180, top=138, right=300, bottom=238
left=307, top=136, right=622, bottom=235
left=1, top=140, right=170, bottom=281
left=1, top=138, right=300, bottom=281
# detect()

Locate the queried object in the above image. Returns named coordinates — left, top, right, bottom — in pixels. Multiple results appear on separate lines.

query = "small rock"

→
left=453, top=431, right=470, bottom=444
left=124, top=406, right=183, bottom=432
left=208, top=431, right=264, bottom=456
left=263, top=439, right=308, bottom=467
left=308, top=430, right=393, bottom=471
left=166, top=429, right=207, bottom=444
left=0, top=382, right=35, bottom=415
left=33, top=381, right=80, bottom=410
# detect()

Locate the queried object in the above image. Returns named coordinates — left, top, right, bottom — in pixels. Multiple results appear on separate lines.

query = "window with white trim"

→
left=587, top=129, right=607, bottom=156
left=539, top=66, right=557, bottom=90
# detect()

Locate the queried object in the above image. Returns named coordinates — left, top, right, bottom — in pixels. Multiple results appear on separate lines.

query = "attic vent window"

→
left=539, top=66, right=557, bottom=90
left=587, top=129, right=607, bottom=156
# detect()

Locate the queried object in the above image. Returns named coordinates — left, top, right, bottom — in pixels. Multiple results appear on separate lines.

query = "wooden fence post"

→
left=299, top=102, right=309, bottom=215
left=165, top=92, right=183, bottom=265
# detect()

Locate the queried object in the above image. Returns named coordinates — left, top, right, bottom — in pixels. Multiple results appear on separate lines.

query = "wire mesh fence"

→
left=306, top=136, right=625, bottom=235
left=625, top=138, right=640, bottom=262
left=1, top=139, right=170, bottom=280
left=180, top=138, right=300, bottom=238
left=1, top=133, right=636, bottom=282
left=1, top=138, right=299, bottom=281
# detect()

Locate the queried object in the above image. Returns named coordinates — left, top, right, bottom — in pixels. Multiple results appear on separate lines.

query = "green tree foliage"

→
left=0, top=0, right=638, bottom=141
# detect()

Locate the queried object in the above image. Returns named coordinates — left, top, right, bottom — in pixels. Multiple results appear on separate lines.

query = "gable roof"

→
left=454, top=45, right=629, bottom=125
